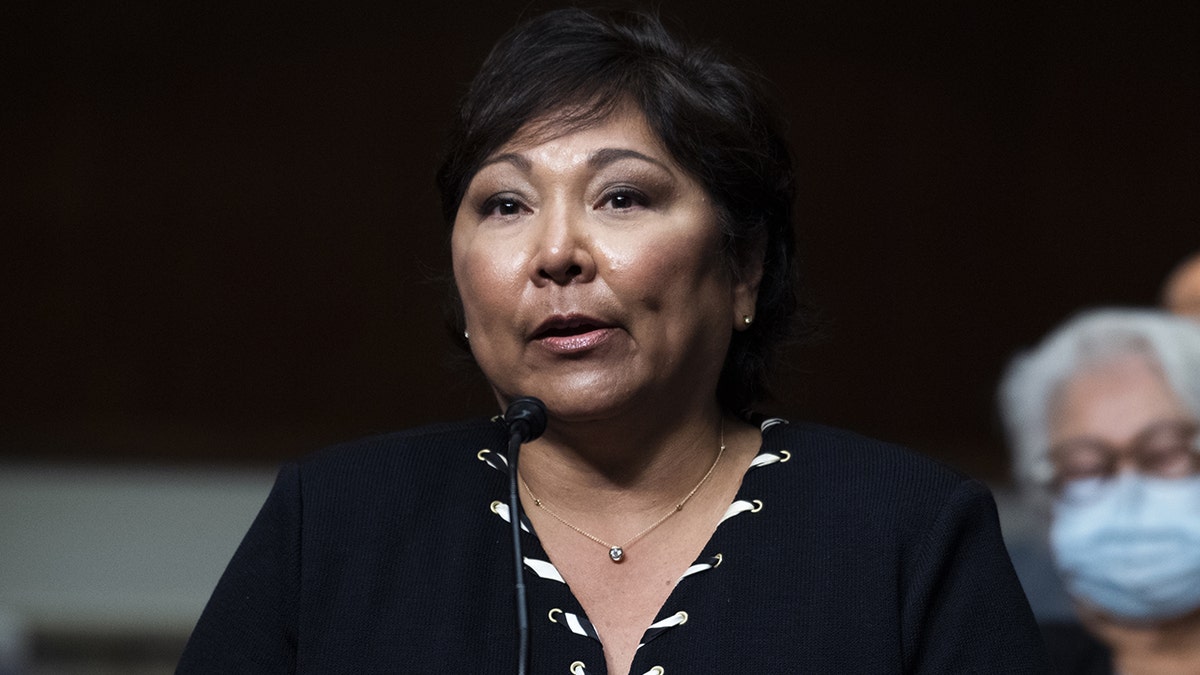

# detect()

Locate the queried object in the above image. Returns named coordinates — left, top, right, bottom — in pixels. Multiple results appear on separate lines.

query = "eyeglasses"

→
left=1048, top=419, right=1200, bottom=492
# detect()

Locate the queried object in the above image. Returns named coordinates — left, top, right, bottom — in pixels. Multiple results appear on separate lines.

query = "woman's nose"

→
left=531, top=206, right=596, bottom=286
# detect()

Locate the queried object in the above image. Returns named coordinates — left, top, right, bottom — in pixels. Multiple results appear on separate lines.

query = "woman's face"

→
left=451, top=106, right=760, bottom=421
left=1046, top=354, right=1200, bottom=628
left=1048, top=355, right=1196, bottom=485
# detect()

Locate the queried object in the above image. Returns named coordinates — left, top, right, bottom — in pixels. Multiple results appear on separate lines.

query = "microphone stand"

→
left=508, top=430, right=530, bottom=675
left=503, top=398, right=546, bottom=675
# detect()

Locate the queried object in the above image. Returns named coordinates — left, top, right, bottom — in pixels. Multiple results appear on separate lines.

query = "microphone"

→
left=503, top=396, right=546, bottom=675
left=506, top=396, right=547, bottom=444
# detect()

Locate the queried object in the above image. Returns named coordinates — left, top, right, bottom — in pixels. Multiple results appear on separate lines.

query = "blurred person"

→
left=1000, top=308, right=1200, bottom=674
left=1161, top=250, right=1200, bottom=318
left=178, top=8, right=1047, bottom=673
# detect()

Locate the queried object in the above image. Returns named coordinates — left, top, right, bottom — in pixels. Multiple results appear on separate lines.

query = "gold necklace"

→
left=518, top=422, right=725, bottom=563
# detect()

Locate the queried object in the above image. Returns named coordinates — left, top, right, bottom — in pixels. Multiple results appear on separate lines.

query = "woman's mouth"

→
left=531, top=315, right=617, bottom=354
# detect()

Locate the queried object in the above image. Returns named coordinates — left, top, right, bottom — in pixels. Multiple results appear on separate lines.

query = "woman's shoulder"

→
left=293, top=417, right=509, bottom=485
left=765, top=419, right=970, bottom=483
left=759, top=418, right=990, bottom=516
left=313, top=416, right=504, bottom=452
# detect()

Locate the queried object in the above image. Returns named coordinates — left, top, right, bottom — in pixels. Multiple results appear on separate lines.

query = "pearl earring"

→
left=742, top=315, right=753, bottom=326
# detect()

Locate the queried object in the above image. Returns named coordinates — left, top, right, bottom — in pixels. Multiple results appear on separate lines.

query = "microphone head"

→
left=504, top=396, right=547, bottom=443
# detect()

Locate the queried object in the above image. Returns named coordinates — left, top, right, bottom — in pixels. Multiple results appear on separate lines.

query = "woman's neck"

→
left=1085, top=607, right=1200, bottom=674
left=515, top=405, right=731, bottom=519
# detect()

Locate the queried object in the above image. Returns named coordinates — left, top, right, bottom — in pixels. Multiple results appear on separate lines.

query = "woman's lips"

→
left=531, top=315, right=617, bottom=354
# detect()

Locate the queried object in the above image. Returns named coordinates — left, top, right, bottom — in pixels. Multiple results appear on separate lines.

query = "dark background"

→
left=4, top=1, right=1196, bottom=482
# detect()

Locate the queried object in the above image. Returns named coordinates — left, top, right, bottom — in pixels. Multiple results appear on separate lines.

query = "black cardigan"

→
left=178, top=418, right=1049, bottom=673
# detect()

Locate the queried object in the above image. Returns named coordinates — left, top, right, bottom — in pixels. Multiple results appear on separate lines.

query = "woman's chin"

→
left=493, top=380, right=642, bottom=425
left=1079, top=602, right=1200, bottom=635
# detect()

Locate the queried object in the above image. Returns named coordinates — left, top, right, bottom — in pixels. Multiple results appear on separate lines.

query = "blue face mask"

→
left=1050, top=473, right=1200, bottom=623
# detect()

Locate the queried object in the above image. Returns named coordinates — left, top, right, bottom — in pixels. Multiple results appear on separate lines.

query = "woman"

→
left=1000, top=309, right=1200, bottom=674
left=179, top=9, right=1046, bottom=673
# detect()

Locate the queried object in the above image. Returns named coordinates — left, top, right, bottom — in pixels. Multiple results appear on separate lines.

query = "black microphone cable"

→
left=503, top=397, right=547, bottom=675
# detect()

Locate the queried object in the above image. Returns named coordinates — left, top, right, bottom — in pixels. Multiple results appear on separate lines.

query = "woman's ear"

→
left=731, top=235, right=765, bottom=331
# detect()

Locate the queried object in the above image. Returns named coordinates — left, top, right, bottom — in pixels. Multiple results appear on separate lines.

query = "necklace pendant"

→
left=609, top=546, right=625, bottom=562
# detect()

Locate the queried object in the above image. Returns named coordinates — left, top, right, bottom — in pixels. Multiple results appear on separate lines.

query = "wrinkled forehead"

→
left=484, top=97, right=656, bottom=160
left=1049, top=353, right=1190, bottom=444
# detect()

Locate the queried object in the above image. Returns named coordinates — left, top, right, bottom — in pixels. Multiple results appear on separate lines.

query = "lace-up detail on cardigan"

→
left=476, top=418, right=791, bottom=673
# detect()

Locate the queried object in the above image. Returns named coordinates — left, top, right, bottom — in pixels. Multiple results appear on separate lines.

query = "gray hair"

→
left=999, top=308, right=1200, bottom=492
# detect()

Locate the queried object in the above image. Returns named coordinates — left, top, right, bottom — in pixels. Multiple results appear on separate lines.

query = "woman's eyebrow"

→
left=588, top=148, right=673, bottom=174
left=476, top=147, right=671, bottom=176
left=477, top=152, right=532, bottom=173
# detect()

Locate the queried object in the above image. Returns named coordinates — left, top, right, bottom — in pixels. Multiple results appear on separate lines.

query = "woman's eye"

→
left=600, top=188, right=648, bottom=211
left=481, top=196, right=524, bottom=217
left=610, top=193, right=636, bottom=209
left=1051, top=444, right=1110, bottom=482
